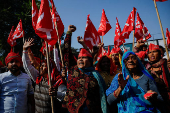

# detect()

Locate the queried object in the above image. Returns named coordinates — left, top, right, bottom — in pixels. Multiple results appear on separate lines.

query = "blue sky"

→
left=52, top=0, right=170, bottom=50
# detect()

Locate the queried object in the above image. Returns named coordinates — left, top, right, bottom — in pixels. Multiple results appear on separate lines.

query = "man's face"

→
left=124, top=54, right=138, bottom=71
left=40, top=62, right=47, bottom=76
left=77, top=56, right=91, bottom=69
left=7, top=59, right=21, bottom=73
left=143, top=47, right=147, bottom=51
left=148, top=50, right=160, bottom=62
left=111, top=53, right=119, bottom=64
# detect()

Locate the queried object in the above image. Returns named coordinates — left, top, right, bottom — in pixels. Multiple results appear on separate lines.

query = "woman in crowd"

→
left=62, top=25, right=108, bottom=113
left=106, top=51, right=165, bottom=113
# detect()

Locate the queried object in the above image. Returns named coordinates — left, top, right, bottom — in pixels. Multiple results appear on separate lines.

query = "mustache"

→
left=11, top=65, right=19, bottom=68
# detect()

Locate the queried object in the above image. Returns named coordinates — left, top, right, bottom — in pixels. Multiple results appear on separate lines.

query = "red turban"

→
left=5, top=52, right=22, bottom=66
left=148, top=43, right=160, bottom=51
left=78, top=48, right=92, bottom=58
left=110, top=47, right=122, bottom=55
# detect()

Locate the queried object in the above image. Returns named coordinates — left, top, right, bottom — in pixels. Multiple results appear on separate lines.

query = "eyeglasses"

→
left=124, top=55, right=137, bottom=62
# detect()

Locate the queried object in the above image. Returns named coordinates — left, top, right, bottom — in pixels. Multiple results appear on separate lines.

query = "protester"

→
left=96, top=55, right=117, bottom=88
left=106, top=51, right=165, bottom=113
left=22, top=38, right=67, bottom=113
left=0, top=52, right=34, bottom=113
left=62, top=25, right=108, bottom=113
left=145, top=43, right=170, bottom=110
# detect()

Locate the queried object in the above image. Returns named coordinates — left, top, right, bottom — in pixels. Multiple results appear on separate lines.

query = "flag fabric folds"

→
left=121, top=7, right=136, bottom=39
left=166, top=28, right=170, bottom=49
left=12, top=19, right=24, bottom=40
left=84, top=15, right=101, bottom=50
left=50, top=0, right=64, bottom=40
left=35, top=0, right=57, bottom=45
left=134, top=12, right=151, bottom=41
left=98, top=9, right=112, bottom=36
left=114, top=17, right=125, bottom=48
left=7, top=26, right=17, bottom=47
left=32, top=0, right=39, bottom=30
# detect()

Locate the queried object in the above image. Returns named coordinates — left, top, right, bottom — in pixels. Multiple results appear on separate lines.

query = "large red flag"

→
left=50, top=0, right=64, bottom=40
left=98, top=9, right=112, bottom=36
left=154, top=0, right=167, bottom=2
left=166, top=28, right=170, bottom=49
left=134, top=12, right=151, bottom=41
left=35, top=0, right=57, bottom=45
left=32, top=0, right=39, bottom=30
left=7, top=26, right=17, bottom=47
left=12, top=19, right=24, bottom=40
left=121, top=7, right=136, bottom=39
left=84, top=15, right=101, bottom=50
left=114, top=17, right=125, bottom=48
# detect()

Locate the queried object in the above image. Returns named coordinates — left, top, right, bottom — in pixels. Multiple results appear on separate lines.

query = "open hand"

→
left=118, top=73, right=129, bottom=89
left=23, top=38, right=34, bottom=50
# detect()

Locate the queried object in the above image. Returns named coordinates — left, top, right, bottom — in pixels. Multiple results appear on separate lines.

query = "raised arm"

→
left=22, top=38, right=39, bottom=82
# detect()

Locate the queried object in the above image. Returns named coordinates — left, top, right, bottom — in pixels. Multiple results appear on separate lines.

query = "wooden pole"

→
left=153, top=0, right=169, bottom=59
left=22, top=31, right=25, bottom=44
left=45, top=41, right=54, bottom=113
left=102, top=36, right=103, bottom=56
left=54, top=22, right=64, bottom=67
left=122, top=42, right=126, bottom=50
left=132, top=30, right=135, bottom=51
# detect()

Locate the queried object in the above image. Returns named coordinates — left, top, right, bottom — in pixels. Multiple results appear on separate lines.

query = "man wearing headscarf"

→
left=0, top=52, right=34, bottom=113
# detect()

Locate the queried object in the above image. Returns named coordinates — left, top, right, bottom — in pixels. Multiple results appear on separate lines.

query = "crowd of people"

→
left=0, top=25, right=170, bottom=113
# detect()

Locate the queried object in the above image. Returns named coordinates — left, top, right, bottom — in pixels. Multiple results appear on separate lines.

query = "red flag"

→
left=40, top=41, right=54, bottom=55
left=107, top=45, right=110, bottom=56
left=50, top=0, right=64, bottom=40
left=121, top=7, right=136, bottom=39
left=7, top=26, right=17, bottom=47
left=32, top=0, right=39, bottom=30
left=114, top=17, right=125, bottom=48
left=166, top=28, right=170, bottom=49
left=12, top=19, right=24, bottom=40
left=154, top=0, right=167, bottom=2
left=35, top=0, right=57, bottom=45
left=98, top=9, right=112, bottom=36
left=84, top=15, right=101, bottom=50
left=97, top=48, right=107, bottom=60
left=135, top=12, right=151, bottom=41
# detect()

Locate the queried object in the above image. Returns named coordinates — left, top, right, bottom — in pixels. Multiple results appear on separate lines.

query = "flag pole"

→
left=102, top=36, right=103, bottom=56
left=54, top=22, right=64, bottom=67
left=132, top=30, right=135, bottom=51
left=122, top=42, right=126, bottom=50
left=153, top=0, right=169, bottom=59
left=45, top=41, right=54, bottom=113
left=22, top=31, right=25, bottom=44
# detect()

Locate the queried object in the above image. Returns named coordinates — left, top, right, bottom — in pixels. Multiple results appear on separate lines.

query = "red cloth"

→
left=96, top=56, right=117, bottom=76
left=5, top=52, right=22, bottom=66
left=136, top=51, right=146, bottom=60
left=12, top=19, right=24, bottom=40
left=98, top=9, right=112, bottom=36
left=84, top=15, right=101, bottom=50
left=154, top=0, right=167, bottom=2
left=110, top=47, right=122, bottom=55
left=7, top=26, right=17, bottom=48
left=32, top=0, right=39, bottom=30
left=135, top=12, right=151, bottom=41
left=35, top=0, right=57, bottom=45
left=148, top=43, right=160, bottom=51
left=121, top=7, right=136, bottom=39
left=114, top=17, right=125, bottom=48
left=166, top=28, right=170, bottom=49
left=78, top=48, right=92, bottom=58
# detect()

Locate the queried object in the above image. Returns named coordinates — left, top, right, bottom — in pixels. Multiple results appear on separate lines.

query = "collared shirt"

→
left=0, top=71, right=34, bottom=113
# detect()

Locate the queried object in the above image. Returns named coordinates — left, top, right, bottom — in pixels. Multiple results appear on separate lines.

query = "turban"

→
left=5, top=52, right=22, bottom=66
left=148, top=43, right=160, bottom=51
left=136, top=51, right=146, bottom=61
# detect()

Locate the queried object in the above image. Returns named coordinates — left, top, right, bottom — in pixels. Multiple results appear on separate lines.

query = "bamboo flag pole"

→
left=54, top=22, right=64, bottom=67
left=22, top=31, right=25, bottom=44
left=153, top=0, right=169, bottom=59
left=122, top=42, right=126, bottom=50
left=45, top=41, right=54, bottom=113
left=132, top=30, right=135, bottom=51
left=102, top=36, right=103, bottom=56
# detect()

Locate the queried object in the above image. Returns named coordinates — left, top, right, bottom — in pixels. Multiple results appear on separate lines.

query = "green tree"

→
left=0, top=0, right=41, bottom=64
